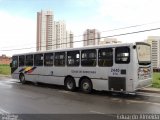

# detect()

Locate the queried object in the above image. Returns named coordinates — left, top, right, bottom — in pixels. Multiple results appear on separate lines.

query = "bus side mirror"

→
left=133, top=45, right=136, bottom=49
left=10, top=63, right=12, bottom=68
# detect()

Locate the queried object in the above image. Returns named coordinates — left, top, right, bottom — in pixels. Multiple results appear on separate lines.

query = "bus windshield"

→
left=136, top=43, right=151, bottom=65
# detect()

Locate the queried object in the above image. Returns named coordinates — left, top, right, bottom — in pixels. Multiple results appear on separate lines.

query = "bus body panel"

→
left=11, top=42, right=152, bottom=93
left=67, top=67, right=108, bottom=90
left=91, top=79, right=108, bottom=91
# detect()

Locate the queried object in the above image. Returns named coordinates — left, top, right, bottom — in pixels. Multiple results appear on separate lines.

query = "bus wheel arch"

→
left=64, top=76, right=76, bottom=91
left=19, top=73, right=26, bottom=84
left=79, top=76, right=93, bottom=93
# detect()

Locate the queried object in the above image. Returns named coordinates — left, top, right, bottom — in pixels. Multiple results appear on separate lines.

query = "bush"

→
left=152, top=72, right=160, bottom=88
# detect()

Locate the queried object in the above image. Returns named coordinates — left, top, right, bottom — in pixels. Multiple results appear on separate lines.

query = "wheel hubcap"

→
left=83, top=82, right=89, bottom=90
left=21, top=76, right=24, bottom=81
left=67, top=81, right=73, bottom=89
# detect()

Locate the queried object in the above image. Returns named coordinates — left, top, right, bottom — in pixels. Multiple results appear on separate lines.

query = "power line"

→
left=100, top=20, right=160, bottom=32
left=1, top=27, right=160, bottom=52
left=1, top=21, right=160, bottom=49
left=102, top=27, right=160, bottom=38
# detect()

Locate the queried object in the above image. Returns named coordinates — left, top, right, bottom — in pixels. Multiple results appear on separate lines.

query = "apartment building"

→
left=146, top=36, right=160, bottom=69
left=83, top=29, right=100, bottom=46
left=37, top=10, right=54, bottom=51
left=66, top=31, right=73, bottom=48
left=37, top=10, right=73, bottom=51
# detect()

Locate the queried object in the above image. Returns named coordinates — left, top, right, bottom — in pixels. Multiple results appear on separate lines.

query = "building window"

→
left=25, top=55, right=33, bottom=66
left=44, top=53, right=53, bottom=66
left=67, top=51, right=79, bottom=66
left=81, top=49, right=96, bottom=66
left=34, top=54, right=43, bottom=66
left=115, top=47, right=130, bottom=64
left=19, top=55, right=25, bottom=67
left=54, top=52, right=65, bottom=66
left=98, top=48, right=113, bottom=67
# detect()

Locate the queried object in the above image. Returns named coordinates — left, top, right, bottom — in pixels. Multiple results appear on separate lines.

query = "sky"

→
left=1, top=0, right=160, bottom=56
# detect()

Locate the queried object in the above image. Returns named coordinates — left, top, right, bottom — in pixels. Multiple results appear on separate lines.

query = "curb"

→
left=0, top=74, right=11, bottom=78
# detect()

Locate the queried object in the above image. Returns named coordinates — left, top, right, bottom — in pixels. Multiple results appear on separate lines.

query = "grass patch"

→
left=0, top=64, right=11, bottom=75
left=152, top=72, right=160, bottom=88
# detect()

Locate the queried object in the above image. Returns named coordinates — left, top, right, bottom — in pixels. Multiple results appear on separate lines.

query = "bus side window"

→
left=81, top=49, right=96, bottom=66
left=115, top=47, right=130, bottom=64
left=54, top=52, right=65, bottom=66
left=25, top=55, right=33, bottom=66
left=98, top=48, right=113, bottom=67
left=19, top=55, right=25, bottom=67
left=34, top=54, right=43, bottom=66
left=67, top=51, right=80, bottom=66
left=44, top=53, right=53, bottom=66
left=12, top=56, right=18, bottom=68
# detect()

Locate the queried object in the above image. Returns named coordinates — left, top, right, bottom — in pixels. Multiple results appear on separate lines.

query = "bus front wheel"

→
left=19, top=73, right=26, bottom=84
left=80, top=78, right=92, bottom=93
left=64, top=77, right=76, bottom=91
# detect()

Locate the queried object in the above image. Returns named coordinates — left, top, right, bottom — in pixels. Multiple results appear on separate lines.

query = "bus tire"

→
left=64, top=77, right=76, bottom=91
left=80, top=78, right=92, bottom=94
left=19, top=73, right=26, bottom=84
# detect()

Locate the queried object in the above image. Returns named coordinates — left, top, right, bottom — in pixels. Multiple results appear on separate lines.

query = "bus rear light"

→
left=138, top=67, right=151, bottom=80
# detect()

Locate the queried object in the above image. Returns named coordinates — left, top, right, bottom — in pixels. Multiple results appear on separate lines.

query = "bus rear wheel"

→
left=80, top=78, right=92, bottom=94
left=64, top=77, right=76, bottom=91
left=19, top=73, right=26, bottom=84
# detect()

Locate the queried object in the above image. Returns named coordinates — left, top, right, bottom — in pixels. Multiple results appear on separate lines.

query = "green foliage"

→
left=0, top=64, right=11, bottom=75
left=152, top=72, right=160, bottom=88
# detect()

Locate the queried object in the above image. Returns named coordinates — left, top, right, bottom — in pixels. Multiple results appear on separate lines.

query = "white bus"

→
left=10, top=42, right=152, bottom=93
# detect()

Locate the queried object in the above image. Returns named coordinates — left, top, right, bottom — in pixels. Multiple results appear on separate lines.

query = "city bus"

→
left=10, top=42, right=152, bottom=93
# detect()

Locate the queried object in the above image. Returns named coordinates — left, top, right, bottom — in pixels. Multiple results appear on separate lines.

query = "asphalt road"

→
left=0, top=76, right=160, bottom=120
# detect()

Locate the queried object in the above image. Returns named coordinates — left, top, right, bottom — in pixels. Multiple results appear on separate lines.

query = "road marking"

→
left=111, top=98, right=120, bottom=101
left=58, top=90, right=69, bottom=93
left=0, top=108, right=9, bottom=114
left=4, top=81, right=19, bottom=83
left=0, top=80, right=19, bottom=83
left=90, top=110, right=105, bottom=114
left=127, top=99, right=160, bottom=106
left=110, top=96, right=160, bottom=106
left=58, top=90, right=76, bottom=95
left=0, top=83, right=12, bottom=88
left=137, top=92, right=160, bottom=98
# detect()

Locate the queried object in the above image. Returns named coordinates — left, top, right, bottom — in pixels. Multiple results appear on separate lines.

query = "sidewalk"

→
left=138, top=87, right=160, bottom=94
left=0, top=74, right=11, bottom=78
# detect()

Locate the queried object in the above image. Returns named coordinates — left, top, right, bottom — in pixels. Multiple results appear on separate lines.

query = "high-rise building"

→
left=53, top=21, right=73, bottom=49
left=146, top=36, right=160, bottom=68
left=37, top=10, right=54, bottom=51
left=99, top=38, right=121, bottom=45
left=37, top=10, right=73, bottom=51
left=83, top=29, right=100, bottom=46
left=66, top=31, right=73, bottom=48
left=54, top=21, right=66, bottom=49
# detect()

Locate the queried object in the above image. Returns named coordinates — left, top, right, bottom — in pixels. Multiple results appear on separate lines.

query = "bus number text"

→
left=111, top=68, right=120, bottom=75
